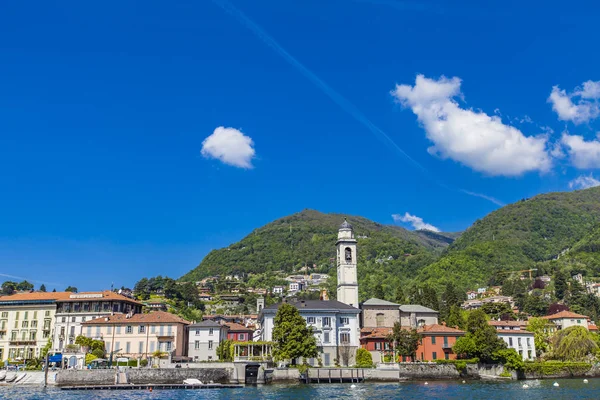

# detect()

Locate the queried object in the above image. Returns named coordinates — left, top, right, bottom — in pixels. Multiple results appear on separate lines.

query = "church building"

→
left=258, top=219, right=361, bottom=366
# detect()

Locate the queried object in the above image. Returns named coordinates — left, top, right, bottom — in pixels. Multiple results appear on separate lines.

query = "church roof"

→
left=339, top=218, right=353, bottom=230
left=362, top=298, right=400, bottom=307
left=399, top=305, right=439, bottom=313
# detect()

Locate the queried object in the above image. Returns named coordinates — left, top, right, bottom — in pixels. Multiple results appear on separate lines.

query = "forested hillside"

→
left=418, top=187, right=600, bottom=289
left=180, top=209, right=456, bottom=286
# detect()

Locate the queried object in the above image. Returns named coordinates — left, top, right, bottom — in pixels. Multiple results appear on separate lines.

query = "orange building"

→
left=360, top=323, right=465, bottom=363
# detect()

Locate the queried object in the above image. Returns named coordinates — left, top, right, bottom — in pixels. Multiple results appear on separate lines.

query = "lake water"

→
left=0, top=379, right=598, bottom=399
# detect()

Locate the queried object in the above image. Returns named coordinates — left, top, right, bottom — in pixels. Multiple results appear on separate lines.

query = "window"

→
left=307, top=317, right=315, bottom=324
left=340, top=317, right=349, bottom=325
left=24, top=312, right=28, bottom=320
left=432, top=352, right=437, bottom=360
left=195, top=341, right=200, bottom=350
left=208, top=340, right=213, bottom=350
left=15, top=312, right=19, bottom=320
left=150, top=341, right=155, bottom=352
left=71, top=317, right=76, bottom=323
left=527, top=350, right=532, bottom=359
left=21, top=321, right=28, bottom=328
left=323, top=317, right=331, bottom=327
left=509, top=337, right=513, bottom=346
left=61, top=317, right=66, bottom=323
left=151, top=325, right=156, bottom=334
left=139, top=341, right=144, bottom=354
left=42, top=331, right=49, bottom=339
left=70, top=326, right=75, bottom=336
left=87, top=327, right=92, bottom=336
left=14, top=320, right=17, bottom=329
left=376, top=313, right=384, bottom=328
left=116, top=326, right=122, bottom=334
left=384, top=342, right=390, bottom=350
left=45, top=311, right=50, bottom=317
left=239, top=334, right=245, bottom=341
left=431, top=336, right=436, bottom=345
left=29, top=331, right=36, bottom=341
left=107, top=326, right=112, bottom=334
left=324, top=353, right=330, bottom=366
left=166, top=342, right=172, bottom=351
left=139, top=326, right=146, bottom=334
left=443, top=336, right=448, bottom=347
left=518, top=337, right=521, bottom=346
left=1, top=312, right=7, bottom=318
left=445, top=353, right=449, bottom=360
left=82, top=317, right=86, bottom=322
left=126, top=342, right=131, bottom=353
left=96, top=326, right=101, bottom=337
left=195, top=330, right=200, bottom=335
left=33, top=311, right=37, bottom=319
left=417, top=319, right=426, bottom=328
left=323, top=332, right=330, bottom=343
left=577, top=319, right=581, bottom=324
left=526, top=338, right=531, bottom=346
left=31, top=321, right=37, bottom=328
left=126, top=326, right=133, bottom=334
left=11, top=331, right=17, bottom=340
left=340, top=333, right=350, bottom=344
left=375, top=342, right=382, bottom=350
left=209, top=328, right=214, bottom=336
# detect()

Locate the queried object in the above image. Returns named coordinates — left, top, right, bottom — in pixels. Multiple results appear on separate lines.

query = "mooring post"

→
left=43, top=354, right=49, bottom=387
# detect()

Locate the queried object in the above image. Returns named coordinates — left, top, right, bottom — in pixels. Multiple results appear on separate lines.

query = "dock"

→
left=60, top=383, right=244, bottom=391
left=301, top=368, right=366, bottom=384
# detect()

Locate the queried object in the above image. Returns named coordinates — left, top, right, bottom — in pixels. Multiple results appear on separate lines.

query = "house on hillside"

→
left=542, top=310, right=590, bottom=331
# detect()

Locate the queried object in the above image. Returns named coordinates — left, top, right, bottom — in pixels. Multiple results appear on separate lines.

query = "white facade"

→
left=497, top=331, right=536, bottom=360
left=260, top=300, right=361, bottom=366
left=336, top=220, right=359, bottom=308
left=187, top=321, right=228, bottom=361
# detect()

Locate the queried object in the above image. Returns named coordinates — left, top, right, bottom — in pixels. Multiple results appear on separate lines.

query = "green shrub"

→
left=355, top=348, right=374, bottom=368
left=499, top=371, right=512, bottom=378
left=523, top=361, right=592, bottom=376
left=434, top=358, right=479, bottom=373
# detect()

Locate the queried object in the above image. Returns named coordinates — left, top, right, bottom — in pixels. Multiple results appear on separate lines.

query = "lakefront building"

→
left=53, top=291, right=142, bottom=352
left=0, top=292, right=67, bottom=361
left=187, top=320, right=228, bottom=361
left=259, top=220, right=362, bottom=366
left=489, top=320, right=536, bottom=360
left=81, top=311, right=189, bottom=360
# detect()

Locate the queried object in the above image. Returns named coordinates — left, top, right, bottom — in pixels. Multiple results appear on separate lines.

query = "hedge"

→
left=523, top=361, right=592, bottom=376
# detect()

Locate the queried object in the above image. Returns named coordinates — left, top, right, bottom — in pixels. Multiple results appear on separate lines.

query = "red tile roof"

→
left=488, top=321, right=527, bottom=327
left=224, top=322, right=254, bottom=332
left=360, top=327, right=392, bottom=339
left=589, top=324, right=598, bottom=331
left=0, top=291, right=73, bottom=301
left=58, top=291, right=141, bottom=304
left=418, top=324, right=465, bottom=335
left=82, top=311, right=189, bottom=325
left=541, top=311, right=589, bottom=320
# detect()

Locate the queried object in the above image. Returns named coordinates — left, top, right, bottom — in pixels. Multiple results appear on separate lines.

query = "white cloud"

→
left=201, top=127, right=256, bottom=169
left=569, top=175, right=600, bottom=190
left=548, top=80, right=600, bottom=124
left=560, top=133, right=600, bottom=169
left=392, top=212, right=440, bottom=232
left=392, top=75, right=552, bottom=176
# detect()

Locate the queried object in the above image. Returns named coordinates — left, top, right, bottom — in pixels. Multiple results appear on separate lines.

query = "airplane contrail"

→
left=210, top=0, right=505, bottom=207
left=0, top=273, right=64, bottom=287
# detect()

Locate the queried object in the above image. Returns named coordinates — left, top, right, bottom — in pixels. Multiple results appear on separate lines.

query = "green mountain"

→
left=180, top=209, right=455, bottom=284
left=418, top=186, right=600, bottom=289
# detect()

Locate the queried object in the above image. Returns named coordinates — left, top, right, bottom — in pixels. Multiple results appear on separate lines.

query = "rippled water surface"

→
left=0, top=379, right=599, bottom=399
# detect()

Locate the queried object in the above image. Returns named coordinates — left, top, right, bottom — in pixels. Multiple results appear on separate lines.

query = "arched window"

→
left=417, top=319, right=426, bottom=328
left=376, top=313, right=385, bottom=327
left=345, top=247, right=352, bottom=263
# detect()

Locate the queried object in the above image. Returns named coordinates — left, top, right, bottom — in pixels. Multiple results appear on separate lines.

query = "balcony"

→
left=442, top=343, right=452, bottom=350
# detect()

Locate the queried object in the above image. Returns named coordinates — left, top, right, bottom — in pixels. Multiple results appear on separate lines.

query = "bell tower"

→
left=336, top=218, right=359, bottom=307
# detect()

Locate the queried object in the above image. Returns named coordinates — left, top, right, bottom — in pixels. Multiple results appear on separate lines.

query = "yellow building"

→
left=0, top=292, right=72, bottom=362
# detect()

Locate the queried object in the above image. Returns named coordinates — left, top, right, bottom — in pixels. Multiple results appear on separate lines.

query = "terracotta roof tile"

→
left=224, top=322, right=254, bottom=332
left=360, top=327, right=392, bottom=339
left=488, top=321, right=527, bottom=327
left=418, top=324, right=465, bottom=335
left=0, top=291, right=73, bottom=301
left=82, top=311, right=189, bottom=325
left=58, top=291, right=142, bottom=304
left=541, top=311, right=589, bottom=320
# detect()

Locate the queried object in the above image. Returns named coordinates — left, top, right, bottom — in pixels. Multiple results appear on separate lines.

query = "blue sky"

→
left=1, top=0, right=600, bottom=290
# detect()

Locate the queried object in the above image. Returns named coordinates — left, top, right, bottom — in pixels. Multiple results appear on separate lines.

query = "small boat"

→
left=183, top=378, right=203, bottom=385
left=0, top=370, right=7, bottom=381
left=5, top=374, right=17, bottom=383
left=14, top=374, right=26, bottom=383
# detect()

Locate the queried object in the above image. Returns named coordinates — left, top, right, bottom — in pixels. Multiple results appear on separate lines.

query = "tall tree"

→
left=373, top=283, right=385, bottom=300
left=458, top=309, right=507, bottom=362
left=16, top=280, right=34, bottom=291
left=39, top=284, right=47, bottom=292
left=421, top=284, right=439, bottom=311
left=272, top=303, right=318, bottom=364
left=1, top=281, right=17, bottom=295
left=395, top=285, right=405, bottom=304
left=387, top=322, right=421, bottom=361
left=554, top=269, right=568, bottom=300
left=65, top=286, right=78, bottom=293
left=526, top=317, right=554, bottom=354
left=446, top=305, right=467, bottom=329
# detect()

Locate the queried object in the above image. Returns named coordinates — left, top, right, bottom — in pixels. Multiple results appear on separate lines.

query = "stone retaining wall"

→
left=56, top=368, right=231, bottom=386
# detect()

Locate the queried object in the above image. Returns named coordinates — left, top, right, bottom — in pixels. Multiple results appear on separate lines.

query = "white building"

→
left=337, top=219, right=359, bottom=308
left=288, top=282, right=303, bottom=292
left=272, top=286, right=284, bottom=295
left=542, top=311, right=590, bottom=330
left=489, top=321, right=536, bottom=360
left=259, top=299, right=360, bottom=366
left=187, top=320, right=229, bottom=361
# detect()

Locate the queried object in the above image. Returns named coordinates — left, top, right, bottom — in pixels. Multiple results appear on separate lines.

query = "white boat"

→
left=183, top=378, right=203, bottom=385
left=0, top=370, right=6, bottom=381
left=14, top=374, right=26, bottom=383
left=5, top=373, right=16, bottom=383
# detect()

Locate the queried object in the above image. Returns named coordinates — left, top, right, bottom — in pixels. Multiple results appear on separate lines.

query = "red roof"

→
left=489, top=321, right=527, bottom=327
left=82, top=311, right=189, bottom=325
left=542, top=311, right=589, bottom=320
left=360, top=327, right=392, bottom=339
left=589, top=324, right=598, bottom=331
left=224, top=322, right=254, bottom=332
left=418, top=324, right=465, bottom=335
